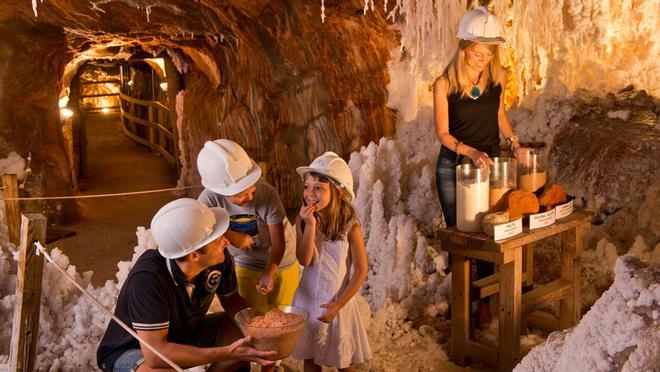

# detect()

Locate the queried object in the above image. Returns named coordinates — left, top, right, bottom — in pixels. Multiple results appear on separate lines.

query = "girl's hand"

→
left=255, top=272, right=274, bottom=295
left=468, top=149, right=493, bottom=168
left=232, top=232, right=255, bottom=252
left=299, top=204, right=317, bottom=226
left=317, top=301, right=341, bottom=323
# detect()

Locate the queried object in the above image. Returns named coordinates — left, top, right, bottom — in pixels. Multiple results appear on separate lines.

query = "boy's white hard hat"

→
left=197, top=139, right=262, bottom=196
left=457, top=6, right=505, bottom=44
left=296, top=151, right=355, bottom=201
left=151, top=198, right=230, bottom=259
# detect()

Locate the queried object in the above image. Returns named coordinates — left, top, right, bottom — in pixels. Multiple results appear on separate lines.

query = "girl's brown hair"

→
left=443, top=39, right=504, bottom=98
left=304, top=172, right=357, bottom=241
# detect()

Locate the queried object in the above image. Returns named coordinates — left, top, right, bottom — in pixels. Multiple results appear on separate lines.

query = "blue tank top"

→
left=447, top=82, right=501, bottom=155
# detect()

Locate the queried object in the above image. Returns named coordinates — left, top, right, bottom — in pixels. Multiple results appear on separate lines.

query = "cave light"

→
left=160, top=82, right=168, bottom=91
left=60, top=108, right=74, bottom=119
left=101, top=108, right=110, bottom=114
left=58, top=96, right=69, bottom=108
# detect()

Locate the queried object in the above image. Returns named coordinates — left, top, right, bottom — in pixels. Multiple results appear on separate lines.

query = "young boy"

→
left=197, top=139, right=299, bottom=307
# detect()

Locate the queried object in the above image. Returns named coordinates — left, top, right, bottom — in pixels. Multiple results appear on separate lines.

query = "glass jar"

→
left=456, top=163, right=490, bottom=232
left=517, top=148, right=547, bottom=193
left=489, top=157, right=517, bottom=210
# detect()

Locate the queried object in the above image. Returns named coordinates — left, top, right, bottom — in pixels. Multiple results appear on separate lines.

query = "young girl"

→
left=291, top=151, right=371, bottom=372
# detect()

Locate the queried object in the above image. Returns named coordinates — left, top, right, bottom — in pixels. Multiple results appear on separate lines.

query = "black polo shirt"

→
left=96, top=248, right=237, bottom=371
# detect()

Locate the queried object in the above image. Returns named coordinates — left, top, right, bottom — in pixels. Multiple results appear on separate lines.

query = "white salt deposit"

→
left=514, top=255, right=659, bottom=372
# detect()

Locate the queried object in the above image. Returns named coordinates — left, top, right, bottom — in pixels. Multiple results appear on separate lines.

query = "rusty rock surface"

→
left=0, top=0, right=397, bottom=212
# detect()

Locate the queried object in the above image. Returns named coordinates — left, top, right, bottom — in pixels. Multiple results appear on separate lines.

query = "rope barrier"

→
left=34, top=241, right=184, bottom=372
left=1, top=185, right=202, bottom=201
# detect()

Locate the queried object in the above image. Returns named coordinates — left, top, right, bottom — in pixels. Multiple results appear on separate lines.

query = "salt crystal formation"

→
left=514, top=255, right=660, bottom=372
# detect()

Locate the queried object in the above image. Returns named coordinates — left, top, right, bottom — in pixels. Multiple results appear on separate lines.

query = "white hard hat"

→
left=456, top=6, right=505, bottom=44
left=296, top=151, right=355, bottom=201
left=197, top=139, right=262, bottom=196
left=151, top=198, right=230, bottom=259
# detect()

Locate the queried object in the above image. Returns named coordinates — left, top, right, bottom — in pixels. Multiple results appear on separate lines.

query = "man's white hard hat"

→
left=296, top=151, right=355, bottom=201
left=457, top=6, right=505, bottom=44
left=197, top=139, right=262, bottom=196
left=151, top=198, right=230, bottom=259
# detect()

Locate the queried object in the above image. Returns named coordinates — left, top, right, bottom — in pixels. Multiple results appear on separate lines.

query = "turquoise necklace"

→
left=469, top=72, right=483, bottom=99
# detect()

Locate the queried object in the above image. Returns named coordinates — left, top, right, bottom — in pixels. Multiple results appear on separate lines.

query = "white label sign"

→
left=529, top=210, right=556, bottom=229
left=555, top=199, right=574, bottom=219
left=494, top=218, right=523, bottom=241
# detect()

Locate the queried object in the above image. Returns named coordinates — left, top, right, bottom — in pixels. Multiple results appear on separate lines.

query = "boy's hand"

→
left=256, top=272, right=275, bottom=295
left=232, top=232, right=255, bottom=252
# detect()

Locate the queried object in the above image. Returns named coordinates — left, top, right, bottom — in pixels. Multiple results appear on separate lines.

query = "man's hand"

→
left=226, top=336, right=276, bottom=366
left=256, top=272, right=275, bottom=295
left=317, top=301, right=341, bottom=323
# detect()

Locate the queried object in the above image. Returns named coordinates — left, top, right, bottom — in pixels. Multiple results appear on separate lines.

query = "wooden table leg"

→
left=498, top=246, right=522, bottom=371
left=559, top=224, right=586, bottom=328
left=451, top=253, right=470, bottom=366
left=523, top=243, right=534, bottom=287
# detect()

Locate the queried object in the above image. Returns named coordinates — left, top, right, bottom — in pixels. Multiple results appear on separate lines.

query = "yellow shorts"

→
left=234, top=263, right=300, bottom=307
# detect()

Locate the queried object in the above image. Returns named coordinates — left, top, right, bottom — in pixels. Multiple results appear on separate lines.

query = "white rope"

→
left=34, top=242, right=184, bottom=372
left=1, top=185, right=202, bottom=201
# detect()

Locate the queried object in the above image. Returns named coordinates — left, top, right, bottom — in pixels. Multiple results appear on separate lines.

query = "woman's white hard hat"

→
left=296, top=151, right=355, bottom=201
left=457, top=6, right=505, bottom=44
left=197, top=139, right=262, bottom=196
left=151, top=198, right=230, bottom=259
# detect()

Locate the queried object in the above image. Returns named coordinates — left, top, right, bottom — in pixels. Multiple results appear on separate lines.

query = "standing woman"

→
left=434, top=6, right=523, bottom=329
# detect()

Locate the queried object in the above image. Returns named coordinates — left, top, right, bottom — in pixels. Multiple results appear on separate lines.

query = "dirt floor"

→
left=52, top=112, right=183, bottom=286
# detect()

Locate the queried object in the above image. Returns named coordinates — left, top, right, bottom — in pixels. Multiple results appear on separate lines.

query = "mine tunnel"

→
left=0, top=1, right=658, bottom=371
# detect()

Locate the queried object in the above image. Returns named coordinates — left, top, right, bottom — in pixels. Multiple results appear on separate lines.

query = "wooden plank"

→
left=471, top=271, right=533, bottom=300
left=521, top=278, right=573, bottom=315
left=10, top=213, right=47, bottom=372
left=466, top=340, right=497, bottom=367
left=444, top=242, right=504, bottom=264
left=524, top=311, right=560, bottom=332
left=497, top=246, right=522, bottom=371
left=523, top=243, right=534, bottom=287
left=559, top=223, right=588, bottom=329
left=1, top=174, right=20, bottom=246
left=450, top=254, right=470, bottom=367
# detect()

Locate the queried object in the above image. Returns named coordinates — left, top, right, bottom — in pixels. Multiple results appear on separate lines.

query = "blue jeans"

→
left=436, top=147, right=494, bottom=286
left=436, top=148, right=463, bottom=228
left=113, top=349, right=144, bottom=372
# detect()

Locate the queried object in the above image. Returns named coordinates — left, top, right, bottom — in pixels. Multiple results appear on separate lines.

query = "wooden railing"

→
left=118, top=92, right=178, bottom=170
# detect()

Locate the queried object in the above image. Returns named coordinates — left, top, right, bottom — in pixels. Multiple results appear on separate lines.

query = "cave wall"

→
left=174, top=2, right=396, bottom=207
left=0, top=0, right=397, bottom=212
left=0, top=20, right=75, bottom=221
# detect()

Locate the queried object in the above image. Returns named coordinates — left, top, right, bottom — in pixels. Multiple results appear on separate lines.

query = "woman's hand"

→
left=513, top=146, right=531, bottom=159
left=299, top=204, right=317, bottom=226
left=468, top=148, right=493, bottom=168
left=255, top=272, right=275, bottom=295
left=317, top=301, right=341, bottom=323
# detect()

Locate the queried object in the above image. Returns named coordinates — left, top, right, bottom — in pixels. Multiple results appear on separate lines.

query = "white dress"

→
left=291, top=224, right=371, bottom=368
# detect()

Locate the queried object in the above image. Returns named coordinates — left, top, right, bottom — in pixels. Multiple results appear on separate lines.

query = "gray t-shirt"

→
left=198, top=182, right=296, bottom=271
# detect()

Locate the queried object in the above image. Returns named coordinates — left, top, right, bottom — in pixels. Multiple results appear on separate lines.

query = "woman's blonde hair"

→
left=443, top=39, right=504, bottom=98
left=304, top=172, right=356, bottom=241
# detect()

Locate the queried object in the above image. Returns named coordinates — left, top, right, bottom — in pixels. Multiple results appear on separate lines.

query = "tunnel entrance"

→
left=53, top=54, right=182, bottom=284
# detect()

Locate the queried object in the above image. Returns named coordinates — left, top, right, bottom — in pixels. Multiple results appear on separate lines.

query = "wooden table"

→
left=438, top=210, right=592, bottom=371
